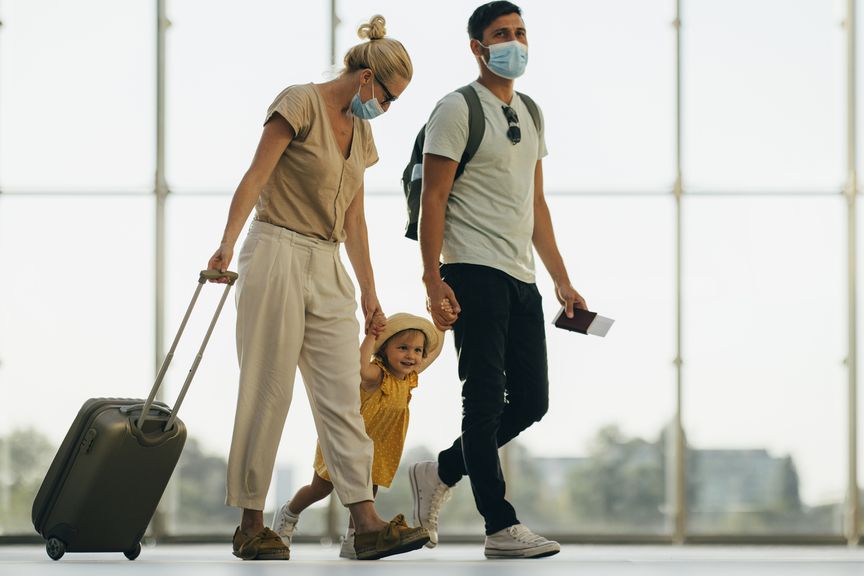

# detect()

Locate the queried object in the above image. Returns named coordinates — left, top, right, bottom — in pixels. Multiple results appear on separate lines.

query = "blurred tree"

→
left=0, top=425, right=833, bottom=538
left=168, top=437, right=237, bottom=533
left=0, top=428, right=55, bottom=534
left=564, top=425, right=666, bottom=532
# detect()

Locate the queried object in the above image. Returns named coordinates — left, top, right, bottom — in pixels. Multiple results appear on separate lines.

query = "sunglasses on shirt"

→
left=501, top=105, right=521, bottom=145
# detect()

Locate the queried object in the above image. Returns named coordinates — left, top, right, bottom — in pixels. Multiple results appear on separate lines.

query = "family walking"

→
left=208, top=1, right=585, bottom=561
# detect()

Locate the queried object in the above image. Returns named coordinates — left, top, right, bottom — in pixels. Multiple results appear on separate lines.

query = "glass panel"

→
left=0, top=0, right=154, bottom=192
left=855, top=201, right=864, bottom=534
left=682, top=0, right=845, bottom=192
left=524, top=0, right=676, bottom=193
left=166, top=0, right=329, bottom=192
left=365, top=195, right=676, bottom=535
left=0, top=196, right=154, bottom=534
left=683, top=196, right=845, bottom=535
left=856, top=0, right=864, bottom=181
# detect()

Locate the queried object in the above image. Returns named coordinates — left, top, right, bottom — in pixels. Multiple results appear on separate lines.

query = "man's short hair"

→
left=467, top=1, right=522, bottom=41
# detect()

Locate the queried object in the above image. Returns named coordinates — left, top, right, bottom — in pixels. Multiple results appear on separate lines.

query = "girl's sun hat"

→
left=374, top=312, right=444, bottom=368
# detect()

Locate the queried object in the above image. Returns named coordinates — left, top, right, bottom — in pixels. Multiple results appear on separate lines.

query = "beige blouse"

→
left=255, top=83, right=379, bottom=242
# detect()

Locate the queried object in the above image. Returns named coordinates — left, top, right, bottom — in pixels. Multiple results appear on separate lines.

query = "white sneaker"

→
left=484, top=524, right=560, bottom=559
left=409, top=461, right=452, bottom=548
left=339, top=528, right=357, bottom=559
left=272, top=501, right=300, bottom=547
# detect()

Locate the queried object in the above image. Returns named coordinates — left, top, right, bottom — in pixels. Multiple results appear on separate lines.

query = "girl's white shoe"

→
left=339, top=528, right=357, bottom=559
left=272, top=501, right=300, bottom=547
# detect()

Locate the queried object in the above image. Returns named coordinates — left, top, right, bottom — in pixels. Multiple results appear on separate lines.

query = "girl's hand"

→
left=207, top=243, right=234, bottom=283
left=371, top=311, right=387, bottom=335
left=361, top=293, right=385, bottom=337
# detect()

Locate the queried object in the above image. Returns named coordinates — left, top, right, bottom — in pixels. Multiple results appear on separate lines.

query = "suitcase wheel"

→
left=124, top=542, right=142, bottom=561
left=46, top=537, right=66, bottom=561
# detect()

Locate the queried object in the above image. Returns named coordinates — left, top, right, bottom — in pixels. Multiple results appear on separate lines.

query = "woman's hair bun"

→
left=357, top=15, right=386, bottom=40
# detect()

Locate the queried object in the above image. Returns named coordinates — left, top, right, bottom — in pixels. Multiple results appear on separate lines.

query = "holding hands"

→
left=425, top=278, right=460, bottom=332
left=370, top=310, right=387, bottom=336
left=362, top=292, right=387, bottom=337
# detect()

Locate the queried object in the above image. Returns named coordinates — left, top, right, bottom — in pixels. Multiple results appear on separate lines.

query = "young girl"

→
left=272, top=312, right=443, bottom=558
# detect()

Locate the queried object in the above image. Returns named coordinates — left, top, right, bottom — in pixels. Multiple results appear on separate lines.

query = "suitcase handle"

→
left=137, top=269, right=238, bottom=432
left=199, top=269, right=239, bottom=285
left=119, top=403, right=171, bottom=417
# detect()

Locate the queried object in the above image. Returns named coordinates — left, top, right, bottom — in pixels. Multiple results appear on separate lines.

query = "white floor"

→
left=3, top=544, right=864, bottom=575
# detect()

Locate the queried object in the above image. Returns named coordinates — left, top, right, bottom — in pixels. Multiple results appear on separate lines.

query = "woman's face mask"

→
left=350, top=81, right=385, bottom=120
left=479, top=39, right=529, bottom=79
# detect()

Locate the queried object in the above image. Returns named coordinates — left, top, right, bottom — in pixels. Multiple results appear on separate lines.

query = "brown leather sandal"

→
left=354, top=514, right=430, bottom=560
left=232, top=526, right=291, bottom=560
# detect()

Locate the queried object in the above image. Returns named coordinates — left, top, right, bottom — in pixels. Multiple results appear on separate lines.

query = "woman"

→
left=207, top=16, right=428, bottom=561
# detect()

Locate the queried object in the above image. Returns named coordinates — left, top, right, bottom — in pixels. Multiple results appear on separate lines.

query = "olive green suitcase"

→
left=31, top=270, right=238, bottom=561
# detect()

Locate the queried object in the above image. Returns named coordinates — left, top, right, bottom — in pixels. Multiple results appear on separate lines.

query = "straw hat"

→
left=374, top=313, right=444, bottom=370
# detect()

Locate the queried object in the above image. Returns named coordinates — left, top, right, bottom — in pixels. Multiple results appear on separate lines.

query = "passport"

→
left=553, top=307, right=614, bottom=337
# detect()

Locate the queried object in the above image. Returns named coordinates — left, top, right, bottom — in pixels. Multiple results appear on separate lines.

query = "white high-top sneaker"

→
left=339, top=527, right=357, bottom=559
left=409, top=461, right=453, bottom=548
left=484, top=524, right=560, bottom=559
left=272, top=501, right=300, bottom=547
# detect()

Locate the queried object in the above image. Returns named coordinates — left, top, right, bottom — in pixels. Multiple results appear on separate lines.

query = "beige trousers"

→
left=226, top=220, right=374, bottom=510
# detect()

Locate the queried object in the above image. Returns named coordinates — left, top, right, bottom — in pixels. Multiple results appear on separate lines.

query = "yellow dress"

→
left=313, top=358, right=418, bottom=487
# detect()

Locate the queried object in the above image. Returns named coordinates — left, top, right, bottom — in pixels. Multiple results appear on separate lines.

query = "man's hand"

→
left=425, top=278, right=460, bottom=331
left=556, top=282, right=587, bottom=318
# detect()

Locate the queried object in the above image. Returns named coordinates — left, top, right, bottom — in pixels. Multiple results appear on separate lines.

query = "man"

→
left=409, top=1, right=586, bottom=559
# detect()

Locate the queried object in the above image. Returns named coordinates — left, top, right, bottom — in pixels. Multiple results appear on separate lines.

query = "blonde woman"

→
left=207, top=16, right=429, bottom=561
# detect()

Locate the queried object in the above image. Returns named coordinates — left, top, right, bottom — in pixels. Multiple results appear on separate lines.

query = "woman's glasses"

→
left=501, top=105, right=521, bottom=145
left=375, top=75, right=397, bottom=105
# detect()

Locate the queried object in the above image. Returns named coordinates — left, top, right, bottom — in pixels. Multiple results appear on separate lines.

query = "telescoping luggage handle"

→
left=137, top=269, right=239, bottom=432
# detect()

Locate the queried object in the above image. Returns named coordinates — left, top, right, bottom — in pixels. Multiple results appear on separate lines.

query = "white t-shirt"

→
left=423, top=81, right=547, bottom=283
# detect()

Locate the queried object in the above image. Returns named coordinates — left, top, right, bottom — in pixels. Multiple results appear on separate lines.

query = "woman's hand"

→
left=207, top=243, right=234, bottom=283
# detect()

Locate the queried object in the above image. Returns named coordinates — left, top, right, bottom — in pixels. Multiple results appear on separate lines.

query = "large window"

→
left=1, top=0, right=861, bottom=544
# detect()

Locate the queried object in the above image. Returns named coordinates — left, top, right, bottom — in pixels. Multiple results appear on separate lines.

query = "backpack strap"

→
left=516, top=91, right=542, bottom=134
left=455, top=85, right=485, bottom=179
left=402, top=125, right=427, bottom=240
left=454, top=87, right=541, bottom=177
left=401, top=86, right=484, bottom=241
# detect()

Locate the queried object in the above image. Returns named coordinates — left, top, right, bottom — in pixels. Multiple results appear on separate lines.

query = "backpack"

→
left=401, top=85, right=541, bottom=240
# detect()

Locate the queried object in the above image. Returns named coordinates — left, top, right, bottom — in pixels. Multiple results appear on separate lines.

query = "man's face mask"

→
left=350, top=81, right=385, bottom=120
left=479, top=39, right=528, bottom=79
